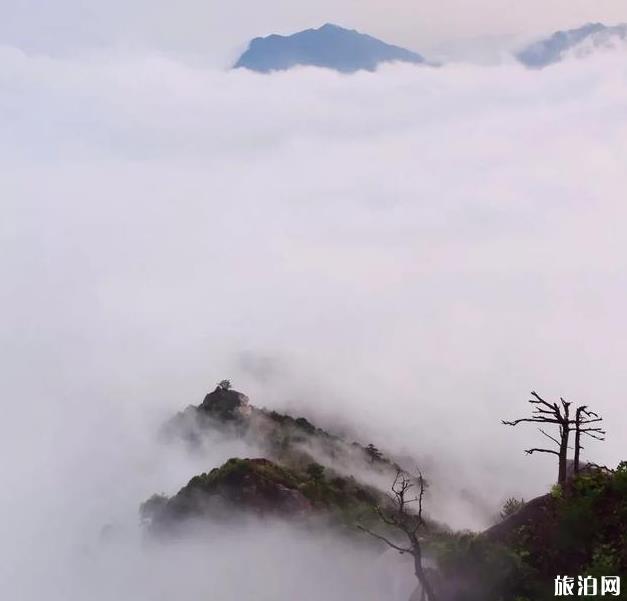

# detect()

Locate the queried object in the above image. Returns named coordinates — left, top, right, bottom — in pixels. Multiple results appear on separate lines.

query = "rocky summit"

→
left=199, top=384, right=251, bottom=420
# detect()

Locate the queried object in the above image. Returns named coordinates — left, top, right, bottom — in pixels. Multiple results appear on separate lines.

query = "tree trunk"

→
left=574, top=407, right=582, bottom=474
left=410, top=536, right=437, bottom=601
left=414, top=562, right=437, bottom=601
left=558, top=404, right=571, bottom=484
left=558, top=428, right=570, bottom=484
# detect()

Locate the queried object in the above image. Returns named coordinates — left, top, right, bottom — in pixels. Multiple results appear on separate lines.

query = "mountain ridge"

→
left=517, top=21, right=627, bottom=67
left=234, top=23, right=426, bottom=73
left=146, top=384, right=627, bottom=600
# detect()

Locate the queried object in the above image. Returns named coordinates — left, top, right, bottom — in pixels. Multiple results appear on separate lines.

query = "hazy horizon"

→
left=3, top=1, right=627, bottom=64
left=1, top=5, right=627, bottom=600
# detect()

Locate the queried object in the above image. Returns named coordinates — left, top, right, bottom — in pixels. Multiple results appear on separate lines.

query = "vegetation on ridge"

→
left=145, top=384, right=624, bottom=601
left=141, top=457, right=387, bottom=534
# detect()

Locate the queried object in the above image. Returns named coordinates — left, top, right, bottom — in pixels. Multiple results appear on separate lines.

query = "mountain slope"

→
left=431, top=464, right=627, bottom=600
left=517, top=22, right=627, bottom=68
left=148, top=384, right=409, bottom=532
left=145, top=384, right=627, bottom=600
left=140, top=457, right=389, bottom=534
left=161, top=383, right=402, bottom=480
left=234, top=23, right=425, bottom=73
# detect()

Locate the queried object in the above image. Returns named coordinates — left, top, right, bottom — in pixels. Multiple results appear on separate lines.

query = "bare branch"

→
left=531, top=407, right=559, bottom=416
left=375, top=505, right=399, bottom=527
left=530, top=391, right=555, bottom=411
left=582, top=432, right=605, bottom=441
left=538, top=428, right=561, bottom=446
left=356, top=525, right=412, bottom=554
left=582, top=408, right=599, bottom=419
left=525, top=448, right=560, bottom=456
left=578, top=417, right=603, bottom=424
left=502, top=418, right=561, bottom=426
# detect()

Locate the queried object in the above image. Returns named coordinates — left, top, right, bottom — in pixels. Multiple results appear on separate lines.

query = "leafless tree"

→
left=503, top=392, right=606, bottom=484
left=358, top=469, right=437, bottom=601
left=502, top=391, right=572, bottom=484
left=573, top=405, right=605, bottom=474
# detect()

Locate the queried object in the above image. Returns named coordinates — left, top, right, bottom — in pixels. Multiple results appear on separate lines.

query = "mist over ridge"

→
left=1, top=35, right=627, bottom=600
left=516, top=21, right=627, bottom=67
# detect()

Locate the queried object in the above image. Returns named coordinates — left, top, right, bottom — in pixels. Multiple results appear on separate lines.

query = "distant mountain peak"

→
left=517, top=22, right=627, bottom=68
left=234, top=23, right=425, bottom=73
left=319, top=22, right=344, bottom=31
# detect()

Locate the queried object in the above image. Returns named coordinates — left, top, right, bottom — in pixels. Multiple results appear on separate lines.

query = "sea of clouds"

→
left=1, top=47, right=626, bottom=600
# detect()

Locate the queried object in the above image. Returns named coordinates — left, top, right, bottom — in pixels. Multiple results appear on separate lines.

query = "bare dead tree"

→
left=502, top=391, right=572, bottom=484
left=358, top=469, right=437, bottom=601
left=503, top=392, right=607, bottom=484
left=573, top=405, right=605, bottom=474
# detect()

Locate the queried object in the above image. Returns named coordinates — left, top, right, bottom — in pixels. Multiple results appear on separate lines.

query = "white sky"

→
left=2, top=6, right=627, bottom=599
left=3, top=0, right=627, bottom=63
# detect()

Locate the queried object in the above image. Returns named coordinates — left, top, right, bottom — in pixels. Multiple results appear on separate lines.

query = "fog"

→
left=4, top=0, right=627, bottom=63
left=1, top=46, right=627, bottom=599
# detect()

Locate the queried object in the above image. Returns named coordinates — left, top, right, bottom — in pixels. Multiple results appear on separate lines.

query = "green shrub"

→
left=306, top=462, right=325, bottom=482
left=500, top=497, right=525, bottom=520
left=550, top=483, right=563, bottom=499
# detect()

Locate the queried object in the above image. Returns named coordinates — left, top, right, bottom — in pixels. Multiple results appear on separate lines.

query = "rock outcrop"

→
left=199, top=385, right=251, bottom=420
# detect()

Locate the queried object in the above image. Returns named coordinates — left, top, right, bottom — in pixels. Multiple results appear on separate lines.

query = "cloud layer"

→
left=1, top=48, right=627, bottom=599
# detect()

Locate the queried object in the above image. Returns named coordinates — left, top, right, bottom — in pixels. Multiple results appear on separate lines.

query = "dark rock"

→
left=199, top=386, right=250, bottom=420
